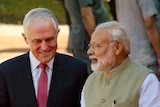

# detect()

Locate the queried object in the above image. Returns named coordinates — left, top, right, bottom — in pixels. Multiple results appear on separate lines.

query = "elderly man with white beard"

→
left=80, top=21, right=160, bottom=107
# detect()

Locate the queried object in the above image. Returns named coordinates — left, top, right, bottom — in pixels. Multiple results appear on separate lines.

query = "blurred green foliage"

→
left=0, top=0, right=66, bottom=24
left=0, top=0, right=113, bottom=24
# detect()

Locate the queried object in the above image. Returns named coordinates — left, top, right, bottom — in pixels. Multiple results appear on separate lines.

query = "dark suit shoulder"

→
left=54, top=53, right=88, bottom=77
left=0, top=53, right=29, bottom=71
left=55, top=53, right=87, bottom=66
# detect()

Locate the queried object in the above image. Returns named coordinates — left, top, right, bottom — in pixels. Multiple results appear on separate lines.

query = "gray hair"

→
left=23, top=8, right=59, bottom=34
left=95, top=21, right=130, bottom=54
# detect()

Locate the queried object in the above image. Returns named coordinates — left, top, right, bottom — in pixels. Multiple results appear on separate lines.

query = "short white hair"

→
left=95, top=21, right=130, bottom=54
left=23, top=8, right=59, bottom=34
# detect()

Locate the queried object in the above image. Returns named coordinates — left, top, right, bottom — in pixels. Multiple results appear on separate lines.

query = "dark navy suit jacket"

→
left=0, top=52, right=88, bottom=107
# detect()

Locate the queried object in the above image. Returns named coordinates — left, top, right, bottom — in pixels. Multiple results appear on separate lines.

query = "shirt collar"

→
left=29, top=51, right=54, bottom=70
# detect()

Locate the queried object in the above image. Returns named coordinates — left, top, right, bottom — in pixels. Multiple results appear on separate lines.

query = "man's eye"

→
left=94, top=44, right=100, bottom=48
left=88, top=43, right=101, bottom=49
left=46, top=37, right=55, bottom=42
left=33, top=40, right=41, bottom=44
left=48, top=37, right=54, bottom=41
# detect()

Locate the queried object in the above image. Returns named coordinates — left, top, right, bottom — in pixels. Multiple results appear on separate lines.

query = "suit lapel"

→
left=47, top=53, right=69, bottom=106
left=18, top=53, right=38, bottom=107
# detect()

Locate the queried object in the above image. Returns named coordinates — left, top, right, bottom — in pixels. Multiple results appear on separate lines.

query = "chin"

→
left=39, top=57, right=52, bottom=63
left=91, top=62, right=111, bottom=72
left=91, top=64, right=103, bottom=72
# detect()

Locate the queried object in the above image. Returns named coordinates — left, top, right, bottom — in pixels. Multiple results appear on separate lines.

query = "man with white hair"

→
left=0, top=8, right=88, bottom=107
left=81, top=21, right=160, bottom=107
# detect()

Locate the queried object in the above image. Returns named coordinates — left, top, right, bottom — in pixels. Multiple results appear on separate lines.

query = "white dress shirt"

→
left=29, top=51, right=54, bottom=96
left=81, top=73, right=160, bottom=107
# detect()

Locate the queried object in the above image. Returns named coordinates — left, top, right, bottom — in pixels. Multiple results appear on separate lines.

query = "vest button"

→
left=105, top=81, right=110, bottom=85
left=101, top=98, right=106, bottom=103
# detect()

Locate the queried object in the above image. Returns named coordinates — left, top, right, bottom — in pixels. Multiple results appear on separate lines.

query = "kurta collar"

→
left=103, top=57, right=131, bottom=80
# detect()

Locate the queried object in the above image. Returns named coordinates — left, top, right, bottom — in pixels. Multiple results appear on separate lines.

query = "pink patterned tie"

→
left=37, top=63, right=48, bottom=107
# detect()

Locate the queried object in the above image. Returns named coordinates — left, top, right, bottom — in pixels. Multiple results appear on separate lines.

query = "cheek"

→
left=97, top=54, right=107, bottom=67
left=97, top=48, right=112, bottom=64
left=49, top=41, right=57, bottom=48
left=95, top=49, right=107, bottom=57
left=29, top=41, right=41, bottom=51
left=30, top=45, right=40, bottom=52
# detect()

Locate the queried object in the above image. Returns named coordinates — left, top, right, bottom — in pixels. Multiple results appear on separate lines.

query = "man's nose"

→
left=41, top=41, right=48, bottom=50
left=87, top=47, right=94, bottom=55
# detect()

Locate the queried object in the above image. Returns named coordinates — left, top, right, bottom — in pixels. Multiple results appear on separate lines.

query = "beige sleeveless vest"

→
left=84, top=58, right=151, bottom=107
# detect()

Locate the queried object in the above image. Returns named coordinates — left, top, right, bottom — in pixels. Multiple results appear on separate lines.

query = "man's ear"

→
left=114, top=41, right=123, bottom=55
left=56, top=28, right=60, bottom=37
left=22, top=33, right=29, bottom=45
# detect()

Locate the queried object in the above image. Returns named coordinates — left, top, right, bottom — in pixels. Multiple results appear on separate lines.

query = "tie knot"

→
left=39, top=63, right=47, bottom=71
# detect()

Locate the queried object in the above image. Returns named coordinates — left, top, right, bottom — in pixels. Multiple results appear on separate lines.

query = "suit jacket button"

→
left=101, top=98, right=106, bottom=103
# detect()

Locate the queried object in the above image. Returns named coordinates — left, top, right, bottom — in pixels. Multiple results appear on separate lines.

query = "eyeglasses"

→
left=88, top=41, right=117, bottom=50
left=88, top=43, right=101, bottom=50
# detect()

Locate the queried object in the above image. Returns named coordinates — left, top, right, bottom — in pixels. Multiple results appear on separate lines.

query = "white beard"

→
left=91, top=46, right=116, bottom=72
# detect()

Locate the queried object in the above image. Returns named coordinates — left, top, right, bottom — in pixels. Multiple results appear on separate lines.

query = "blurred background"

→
left=0, top=0, right=67, bottom=24
left=0, top=0, right=112, bottom=24
left=0, top=0, right=112, bottom=63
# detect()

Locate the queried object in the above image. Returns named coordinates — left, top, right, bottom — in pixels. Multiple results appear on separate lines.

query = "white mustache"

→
left=89, top=55, right=97, bottom=59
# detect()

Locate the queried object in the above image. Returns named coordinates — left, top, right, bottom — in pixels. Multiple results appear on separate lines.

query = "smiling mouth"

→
left=92, top=58, right=98, bottom=64
left=89, top=56, right=98, bottom=64
left=40, top=51, right=50, bottom=56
